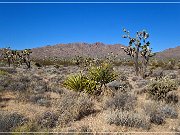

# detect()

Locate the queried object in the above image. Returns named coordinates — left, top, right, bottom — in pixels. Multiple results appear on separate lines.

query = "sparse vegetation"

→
left=147, top=76, right=178, bottom=101
left=1, top=34, right=180, bottom=133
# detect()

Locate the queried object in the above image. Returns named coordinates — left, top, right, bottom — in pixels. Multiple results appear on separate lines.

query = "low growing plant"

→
left=147, top=76, right=178, bottom=101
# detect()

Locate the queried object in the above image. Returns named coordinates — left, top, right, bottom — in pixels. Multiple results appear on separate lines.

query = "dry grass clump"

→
left=166, top=91, right=179, bottom=104
left=149, top=112, right=165, bottom=125
left=158, top=104, right=178, bottom=119
left=0, top=111, right=27, bottom=132
left=12, top=121, right=41, bottom=133
left=37, top=111, right=59, bottom=129
left=143, top=101, right=178, bottom=125
left=56, top=92, right=94, bottom=127
left=9, top=75, right=31, bottom=92
left=104, top=110, right=151, bottom=130
left=104, top=92, right=137, bottom=111
left=29, top=79, right=49, bottom=94
left=29, top=94, right=51, bottom=107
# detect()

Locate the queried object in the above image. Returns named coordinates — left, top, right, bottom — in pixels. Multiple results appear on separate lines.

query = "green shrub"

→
left=147, top=77, right=178, bottom=101
left=88, top=63, right=117, bottom=89
left=64, top=63, right=117, bottom=94
left=64, top=73, right=97, bottom=94
left=84, top=79, right=97, bottom=94
left=0, top=70, right=8, bottom=76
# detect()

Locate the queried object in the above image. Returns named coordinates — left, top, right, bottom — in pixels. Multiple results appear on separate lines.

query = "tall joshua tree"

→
left=122, top=28, right=155, bottom=77
left=21, top=49, right=32, bottom=68
left=2, top=47, right=12, bottom=67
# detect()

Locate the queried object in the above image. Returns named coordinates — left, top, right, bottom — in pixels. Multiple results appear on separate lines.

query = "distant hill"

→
left=155, top=46, right=180, bottom=59
left=31, top=43, right=180, bottom=59
left=0, top=43, right=180, bottom=60
left=31, top=42, right=126, bottom=59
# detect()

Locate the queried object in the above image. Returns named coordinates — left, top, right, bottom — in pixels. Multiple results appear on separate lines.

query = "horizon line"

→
left=0, top=1, right=180, bottom=4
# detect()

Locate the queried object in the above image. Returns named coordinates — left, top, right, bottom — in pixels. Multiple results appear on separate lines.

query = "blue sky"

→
left=0, top=1, right=180, bottom=52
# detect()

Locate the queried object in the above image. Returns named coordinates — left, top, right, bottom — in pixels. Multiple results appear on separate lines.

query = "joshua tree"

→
left=2, top=47, right=32, bottom=68
left=122, top=28, right=155, bottom=77
left=2, top=47, right=12, bottom=67
left=21, top=49, right=32, bottom=68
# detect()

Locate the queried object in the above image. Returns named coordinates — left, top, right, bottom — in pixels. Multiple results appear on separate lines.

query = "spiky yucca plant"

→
left=84, top=79, right=97, bottom=94
left=64, top=73, right=87, bottom=92
left=64, top=73, right=97, bottom=94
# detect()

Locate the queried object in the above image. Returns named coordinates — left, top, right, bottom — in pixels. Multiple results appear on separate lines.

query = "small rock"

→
left=107, top=80, right=131, bottom=92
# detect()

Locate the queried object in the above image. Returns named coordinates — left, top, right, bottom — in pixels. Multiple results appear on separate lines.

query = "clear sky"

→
left=0, top=1, right=180, bottom=52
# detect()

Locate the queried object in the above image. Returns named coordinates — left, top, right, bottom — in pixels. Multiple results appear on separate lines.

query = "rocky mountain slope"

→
left=31, top=42, right=180, bottom=59
left=31, top=42, right=125, bottom=59
left=1, top=43, right=180, bottom=59
left=156, top=46, right=180, bottom=59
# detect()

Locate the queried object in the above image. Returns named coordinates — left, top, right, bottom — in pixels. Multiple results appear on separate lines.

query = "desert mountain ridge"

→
left=156, top=46, right=180, bottom=59
left=0, top=42, right=180, bottom=59
left=31, top=42, right=126, bottom=59
left=31, top=42, right=180, bottom=59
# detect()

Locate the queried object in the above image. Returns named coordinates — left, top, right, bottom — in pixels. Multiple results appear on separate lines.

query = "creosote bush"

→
left=147, top=76, right=178, bottom=101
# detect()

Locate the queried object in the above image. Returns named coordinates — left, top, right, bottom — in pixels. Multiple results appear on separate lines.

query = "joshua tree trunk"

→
left=134, top=47, right=139, bottom=76
left=7, top=58, right=11, bottom=67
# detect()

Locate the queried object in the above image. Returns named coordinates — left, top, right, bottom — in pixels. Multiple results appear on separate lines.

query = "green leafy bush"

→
left=84, top=79, right=97, bottom=94
left=88, top=63, right=117, bottom=89
left=147, top=77, right=178, bottom=101
left=0, top=70, right=8, bottom=76
left=64, top=63, right=117, bottom=94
